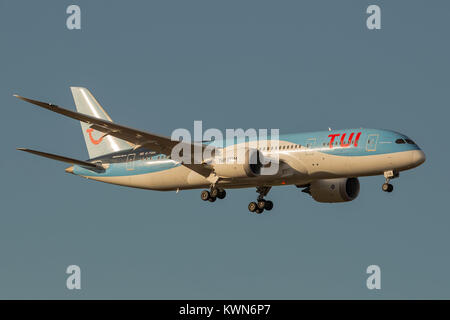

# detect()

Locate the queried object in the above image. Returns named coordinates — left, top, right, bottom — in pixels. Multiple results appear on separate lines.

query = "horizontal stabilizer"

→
left=17, top=148, right=104, bottom=172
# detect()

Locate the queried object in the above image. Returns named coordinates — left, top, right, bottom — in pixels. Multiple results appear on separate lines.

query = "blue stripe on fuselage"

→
left=280, top=128, right=421, bottom=157
left=73, top=158, right=180, bottom=177
left=74, top=128, right=421, bottom=177
left=206, top=128, right=421, bottom=156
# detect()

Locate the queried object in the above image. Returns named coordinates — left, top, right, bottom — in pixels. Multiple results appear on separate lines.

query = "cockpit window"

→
left=405, top=139, right=415, bottom=145
left=395, top=139, right=406, bottom=144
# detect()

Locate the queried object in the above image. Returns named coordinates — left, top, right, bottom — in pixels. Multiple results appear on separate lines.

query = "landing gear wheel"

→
left=217, top=189, right=226, bottom=199
left=248, top=202, right=257, bottom=212
left=382, top=183, right=394, bottom=193
left=210, top=188, right=219, bottom=198
left=248, top=186, right=273, bottom=213
left=201, top=190, right=210, bottom=201
left=257, top=200, right=266, bottom=210
left=208, top=196, right=216, bottom=202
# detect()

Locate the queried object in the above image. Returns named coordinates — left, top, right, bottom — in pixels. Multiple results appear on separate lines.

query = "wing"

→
left=14, top=95, right=206, bottom=162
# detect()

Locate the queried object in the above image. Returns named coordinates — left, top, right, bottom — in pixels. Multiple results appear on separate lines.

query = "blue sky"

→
left=1, top=0, right=449, bottom=298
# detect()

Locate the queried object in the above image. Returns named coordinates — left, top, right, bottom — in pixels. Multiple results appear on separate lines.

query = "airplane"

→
left=15, top=87, right=426, bottom=214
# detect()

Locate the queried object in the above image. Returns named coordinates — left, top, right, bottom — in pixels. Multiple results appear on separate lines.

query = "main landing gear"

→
left=382, top=170, right=399, bottom=193
left=248, top=186, right=273, bottom=214
left=201, top=187, right=226, bottom=202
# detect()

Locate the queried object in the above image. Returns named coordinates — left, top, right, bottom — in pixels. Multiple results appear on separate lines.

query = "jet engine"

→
left=304, top=178, right=360, bottom=203
left=212, top=148, right=263, bottom=179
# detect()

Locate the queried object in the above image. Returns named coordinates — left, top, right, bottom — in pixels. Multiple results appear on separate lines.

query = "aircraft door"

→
left=305, top=138, right=316, bottom=155
left=365, top=134, right=379, bottom=152
left=126, top=153, right=136, bottom=170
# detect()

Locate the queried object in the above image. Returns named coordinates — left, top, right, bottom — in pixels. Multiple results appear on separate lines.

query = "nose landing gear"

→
left=248, top=186, right=273, bottom=214
left=382, top=170, right=398, bottom=193
left=382, top=183, right=394, bottom=193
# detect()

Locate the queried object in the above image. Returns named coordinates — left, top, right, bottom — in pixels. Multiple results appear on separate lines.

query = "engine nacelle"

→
left=211, top=148, right=263, bottom=179
left=308, top=178, right=360, bottom=203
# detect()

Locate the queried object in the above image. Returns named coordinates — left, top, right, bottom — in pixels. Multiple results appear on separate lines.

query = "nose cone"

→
left=411, top=150, right=426, bottom=167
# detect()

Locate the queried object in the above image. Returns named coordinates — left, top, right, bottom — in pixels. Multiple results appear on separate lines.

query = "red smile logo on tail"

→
left=86, top=128, right=104, bottom=145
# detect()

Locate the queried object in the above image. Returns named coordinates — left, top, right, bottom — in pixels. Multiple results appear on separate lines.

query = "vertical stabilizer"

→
left=70, top=87, right=130, bottom=159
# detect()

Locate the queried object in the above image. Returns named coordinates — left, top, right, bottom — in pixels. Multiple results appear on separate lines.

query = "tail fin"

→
left=70, top=87, right=130, bottom=159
